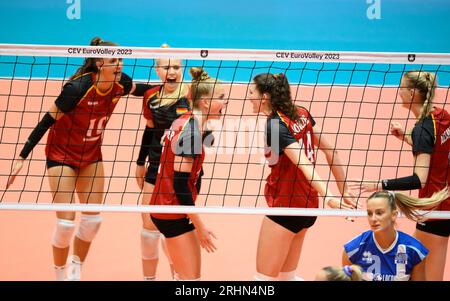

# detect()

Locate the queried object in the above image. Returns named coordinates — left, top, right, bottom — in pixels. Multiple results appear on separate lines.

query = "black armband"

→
left=381, top=173, right=422, bottom=191
left=19, top=112, right=56, bottom=159
left=136, top=126, right=154, bottom=166
left=173, top=171, right=195, bottom=206
left=132, top=83, right=154, bottom=97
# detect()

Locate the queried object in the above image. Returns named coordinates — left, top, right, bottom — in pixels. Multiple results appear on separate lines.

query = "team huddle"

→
left=6, top=37, right=450, bottom=281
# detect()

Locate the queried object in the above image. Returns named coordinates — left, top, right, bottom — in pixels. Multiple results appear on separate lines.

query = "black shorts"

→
left=266, top=215, right=317, bottom=234
left=416, top=219, right=450, bottom=237
left=151, top=216, right=195, bottom=238
left=46, top=160, right=78, bottom=171
left=145, top=163, right=159, bottom=185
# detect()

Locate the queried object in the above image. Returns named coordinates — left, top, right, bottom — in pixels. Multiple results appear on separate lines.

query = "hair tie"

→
left=200, top=72, right=210, bottom=81
left=387, top=190, right=396, bottom=200
left=343, top=265, right=353, bottom=277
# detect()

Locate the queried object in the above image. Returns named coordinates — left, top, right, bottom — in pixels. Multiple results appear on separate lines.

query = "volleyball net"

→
left=0, top=43, right=449, bottom=218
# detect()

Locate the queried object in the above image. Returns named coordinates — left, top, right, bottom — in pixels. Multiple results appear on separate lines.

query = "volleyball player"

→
left=248, top=73, right=356, bottom=281
left=350, top=71, right=450, bottom=280
left=150, top=67, right=226, bottom=280
left=6, top=37, right=151, bottom=280
left=343, top=188, right=449, bottom=281
left=134, top=45, right=190, bottom=280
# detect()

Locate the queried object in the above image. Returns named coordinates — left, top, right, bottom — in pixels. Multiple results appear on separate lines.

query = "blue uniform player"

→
left=344, top=230, right=427, bottom=281
left=342, top=189, right=448, bottom=281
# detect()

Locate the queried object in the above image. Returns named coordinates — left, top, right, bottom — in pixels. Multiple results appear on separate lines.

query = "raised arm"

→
left=390, top=122, right=413, bottom=146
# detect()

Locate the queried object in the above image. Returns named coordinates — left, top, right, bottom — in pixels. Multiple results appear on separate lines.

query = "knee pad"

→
left=76, top=214, right=102, bottom=242
left=52, top=219, right=75, bottom=249
left=141, top=229, right=160, bottom=260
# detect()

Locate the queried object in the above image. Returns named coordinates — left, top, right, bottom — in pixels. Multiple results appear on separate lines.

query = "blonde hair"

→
left=321, top=265, right=363, bottom=281
left=403, top=71, right=438, bottom=122
left=189, top=67, right=220, bottom=109
left=368, top=187, right=449, bottom=222
left=155, top=43, right=171, bottom=67
left=153, top=43, right=188, bottom=107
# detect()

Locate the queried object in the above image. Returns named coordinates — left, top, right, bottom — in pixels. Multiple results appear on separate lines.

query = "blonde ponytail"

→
left=403, top=71, right=437, bottom=121
left=369, top=187, right=449, bottom=222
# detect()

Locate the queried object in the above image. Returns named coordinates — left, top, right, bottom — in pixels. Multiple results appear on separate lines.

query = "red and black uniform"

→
left=150, top=113, right=205, bottom=238
left=413, top=107, right=450, bottom=237
left=140, top=86, right=190, bottom=184
left=46, top=72, right=132, bottom=168
left=264, top=107, right=318, bottom=233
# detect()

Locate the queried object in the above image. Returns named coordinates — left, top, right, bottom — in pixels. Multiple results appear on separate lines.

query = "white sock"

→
left=174, top=277, right=201, bottom=281
left=278, top=270, right=296, bottom=281
left=54, top=265, right=66, bottom=281
left=173, top=272, right=200, bottom=281
left=66, top=256, right=82, bottom=281
left=254, top=272, right=278, bottom=281
left=144, top=276, right=156, bottom=281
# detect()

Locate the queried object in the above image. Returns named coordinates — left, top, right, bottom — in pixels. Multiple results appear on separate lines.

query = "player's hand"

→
left=6, top=158, right=24, bottom=189
left=348, top=179, right=380, bottom=195
left=342, top=190, right=361, bottom=209
left=135, top=165, right=146, bottom=190
left=196, top=227, right=217, bottom=253
left=390, top=122, right=405, bottom=141
left=325, top=196, right=355, bottom=209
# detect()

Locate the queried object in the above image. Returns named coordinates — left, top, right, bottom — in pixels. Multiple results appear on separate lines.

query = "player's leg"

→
left=414, top=222, right=449, bottom=280
left=255, top=216, right=295, bottom=280
left=278, top=229, right=308, bottom=280
left=278, top=216, right=316, bottom=280
left=159, top=235, right=175, bottom=278
left=140, top=164, right=175, bottom=280
left=68, top=161, right=104, bottom=280
left=47, top=162, right=78, bottom=280
left=140, top=179, right=160, bottom=280
left=152, top=217, right=198, bottom=280
left=165, top=230, right=201, bottom=280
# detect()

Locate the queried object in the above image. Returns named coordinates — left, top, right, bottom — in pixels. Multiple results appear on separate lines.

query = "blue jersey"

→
left=344, top=230, right=428, bottom=281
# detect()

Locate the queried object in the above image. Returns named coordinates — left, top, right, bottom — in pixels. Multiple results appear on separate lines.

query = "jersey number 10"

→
left=84, top=116, right=109, bottom=142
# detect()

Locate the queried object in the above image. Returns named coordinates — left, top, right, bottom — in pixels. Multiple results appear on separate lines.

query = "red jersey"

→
left=151, top=113, right=205, bottom=220
left=264, top=107, right=319, bottom=208
left=45, top=72, right=132, bottom=168
left=414, top=107, right=450, bottom=211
